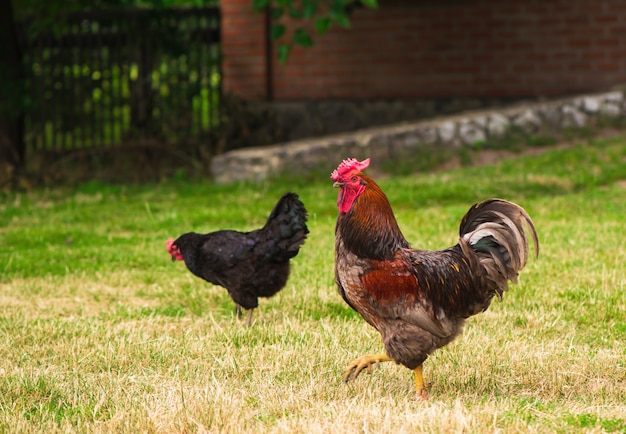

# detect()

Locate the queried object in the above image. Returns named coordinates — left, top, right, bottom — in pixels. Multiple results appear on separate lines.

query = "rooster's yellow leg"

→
left=343, top=353, right=394, bottom=382
left=413, top=365, right=430, bottom=400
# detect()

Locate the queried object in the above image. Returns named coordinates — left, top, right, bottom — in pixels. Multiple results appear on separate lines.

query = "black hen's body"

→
left=173, top=192, right=308, bottom=311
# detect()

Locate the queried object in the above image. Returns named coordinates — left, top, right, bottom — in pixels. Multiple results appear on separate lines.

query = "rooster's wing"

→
left=341, top=248, right=471, bottom=340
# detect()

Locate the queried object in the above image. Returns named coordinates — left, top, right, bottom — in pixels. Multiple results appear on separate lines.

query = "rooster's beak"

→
left=333, top=181, right=343, bottom=188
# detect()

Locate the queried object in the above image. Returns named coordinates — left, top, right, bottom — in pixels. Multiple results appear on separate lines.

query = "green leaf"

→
left=314, top=17, right=332, bottom=35
left=294, top=28, right=314, bottom=47
left=271, top=6, right=284, bottom=20
left=252, top=0, right=269, bottom=11
left=329, top=9, right=351, bottom=29
left=277, top=43, right=292, bottom=65
left=288, top=6, right=304, bottom=19
left=303, top=0, right=317, bottom=19
left=359, top=0, right=379, bottom=8
left=270, top=24, right=286, bottom=41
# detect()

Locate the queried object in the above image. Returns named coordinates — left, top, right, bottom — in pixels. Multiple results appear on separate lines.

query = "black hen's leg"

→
left=244, top=308, right=254, bottom=327
left=235, top=304, right=254, bottom=327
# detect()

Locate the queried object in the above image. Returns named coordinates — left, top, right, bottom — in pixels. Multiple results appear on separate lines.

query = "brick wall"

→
left=222, top=0, right=626, bottom=101
left=220, top=0, right=268, bottom=99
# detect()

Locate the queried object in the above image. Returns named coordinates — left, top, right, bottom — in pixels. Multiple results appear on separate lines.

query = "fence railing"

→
left=18, top=7, right=221, bottom=153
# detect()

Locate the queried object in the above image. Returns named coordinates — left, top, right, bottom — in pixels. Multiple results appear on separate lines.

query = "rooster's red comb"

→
left=330, top=158, right=370, bottom=181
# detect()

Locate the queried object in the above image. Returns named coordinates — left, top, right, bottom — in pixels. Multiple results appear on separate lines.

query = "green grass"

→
left=1, top=136, right=626, bottom=432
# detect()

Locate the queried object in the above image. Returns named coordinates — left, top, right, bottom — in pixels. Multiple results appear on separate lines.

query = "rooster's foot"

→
left=416, top=387, right=429, bottom=400
left=414, top=365, right=432, bottom=400
left=343, top=353, right=394, bottom=383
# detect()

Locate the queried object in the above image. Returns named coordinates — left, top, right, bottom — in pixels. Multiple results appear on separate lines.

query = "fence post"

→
left=0, top=0, right=26, bottom=181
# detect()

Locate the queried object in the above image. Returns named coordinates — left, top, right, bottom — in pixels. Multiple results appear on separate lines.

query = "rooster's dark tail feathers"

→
left=458, top=199, right=539, bottom=298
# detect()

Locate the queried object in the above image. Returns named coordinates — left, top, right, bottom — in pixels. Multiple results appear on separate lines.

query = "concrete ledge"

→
left=211, top=91, right=626, bottom=183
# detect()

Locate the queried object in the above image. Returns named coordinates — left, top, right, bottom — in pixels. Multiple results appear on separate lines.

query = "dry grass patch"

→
left=1, top=138, right=625, bottom=432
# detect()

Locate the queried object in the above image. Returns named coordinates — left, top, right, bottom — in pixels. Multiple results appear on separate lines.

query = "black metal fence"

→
left=18, top=7, right=221, bottom=153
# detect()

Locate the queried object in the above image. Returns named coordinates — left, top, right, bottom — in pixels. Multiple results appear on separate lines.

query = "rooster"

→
left=331, top=158, right=538, bottom=399
left=167, top=192, right=308, bottom=326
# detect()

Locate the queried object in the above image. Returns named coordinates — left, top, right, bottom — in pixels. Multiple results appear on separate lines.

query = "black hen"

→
left=167, top=192, right=308, bottom=325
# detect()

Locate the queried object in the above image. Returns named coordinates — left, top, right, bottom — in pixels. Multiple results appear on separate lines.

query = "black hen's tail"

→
left=260, top=192, right=309, bottom=262
left=458, top=199, right=539, bottom=300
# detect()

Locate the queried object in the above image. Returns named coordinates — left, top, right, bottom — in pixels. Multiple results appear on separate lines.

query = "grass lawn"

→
left=1, top=136, right=625, bottom=433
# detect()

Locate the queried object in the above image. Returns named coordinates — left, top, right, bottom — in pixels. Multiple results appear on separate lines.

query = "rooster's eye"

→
left=351, top=176, right=358, bottom=182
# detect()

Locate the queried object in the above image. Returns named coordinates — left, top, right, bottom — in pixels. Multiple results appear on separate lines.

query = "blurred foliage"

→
left=13, top=0, right=219, bottom=38
left=15, top=0, right=218, bottom=17
left=252, top=0, right=379, bottom=63
left=13, top=0, right=379, bottom=66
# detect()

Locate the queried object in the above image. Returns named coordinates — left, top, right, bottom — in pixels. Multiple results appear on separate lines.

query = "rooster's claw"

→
left=342, top=353, right=394, bottom=383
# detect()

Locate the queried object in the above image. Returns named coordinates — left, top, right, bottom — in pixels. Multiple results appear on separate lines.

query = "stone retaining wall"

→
left=269, top=97, right=522, bottom=142
left=211, top=91, right=626, bottom=184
